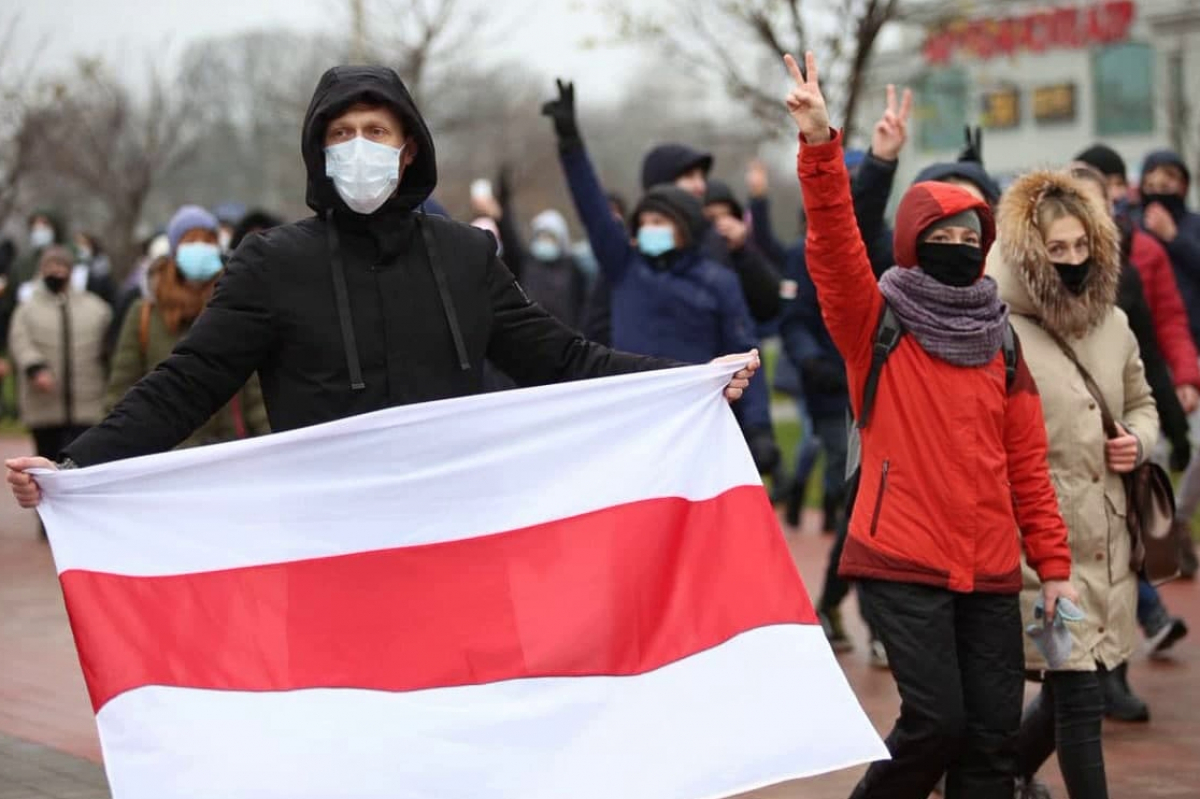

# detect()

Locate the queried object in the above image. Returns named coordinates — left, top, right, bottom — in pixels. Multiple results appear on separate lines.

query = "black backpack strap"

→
left=1002, top=322, right=1017, bottom=389
left=857, top=303, right=904, bottom=429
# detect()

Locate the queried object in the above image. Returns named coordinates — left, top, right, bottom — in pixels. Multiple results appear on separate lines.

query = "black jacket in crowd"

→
left=1117, top=260, right=1191, bottom=470
left=65, top=66, right=672, bottom=466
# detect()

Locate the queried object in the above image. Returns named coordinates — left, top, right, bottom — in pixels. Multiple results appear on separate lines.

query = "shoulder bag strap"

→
left=1042, top=325, right=1120, bottom=440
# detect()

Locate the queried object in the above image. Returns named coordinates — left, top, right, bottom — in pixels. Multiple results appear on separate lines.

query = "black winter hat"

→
left=703, top=179, right=744, bottom=219
left=632, top=185, right=707, bottom=248
left=1141, top=149, right=1191, bottom=192
left=641, top=143, right=714, bottom=191
left=1075, top=144, right=1127, bottom=180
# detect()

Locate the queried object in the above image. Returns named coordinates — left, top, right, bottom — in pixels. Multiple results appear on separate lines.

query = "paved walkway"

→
left=0, top=436, right=1197, bottom=797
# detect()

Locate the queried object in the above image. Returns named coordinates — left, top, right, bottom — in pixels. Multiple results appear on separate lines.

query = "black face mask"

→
left=1141, top=192, right=1187, bottom=220
left=1053, top=260, right=1092, bottom=296
left=43, top=275, right=68, bottom=293
left=916, top=242, right=983, bottom=287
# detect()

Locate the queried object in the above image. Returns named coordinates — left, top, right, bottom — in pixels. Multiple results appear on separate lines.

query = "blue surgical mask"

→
left=637, top=225, right=675, bottom=257
left=529, top=238, right=562, bottom=262
left=175, top=242, right=224, bottom=282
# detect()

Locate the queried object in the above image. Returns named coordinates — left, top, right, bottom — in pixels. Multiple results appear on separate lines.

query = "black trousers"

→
left=31, top=425, right=91, bottom=462
left=1018, top=671, right=1108, bottom=798
left=849, top=580, right=1024, bottom=799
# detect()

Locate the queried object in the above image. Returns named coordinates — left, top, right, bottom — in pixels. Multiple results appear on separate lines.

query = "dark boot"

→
left=818, top=607, right=853, bottom=653
left=1178, top=521, right=1198, bottom=579
left=784, top=475, right=807, bottom=529
left=821, top=492, right=838, bottom=535
left=1100, top=662, right=1149, bottom=722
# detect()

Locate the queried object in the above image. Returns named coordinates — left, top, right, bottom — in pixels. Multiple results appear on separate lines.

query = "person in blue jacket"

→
left=542, top=79, right=778, bottom=472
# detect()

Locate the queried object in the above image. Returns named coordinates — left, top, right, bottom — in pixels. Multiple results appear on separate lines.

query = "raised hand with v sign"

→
left=871, top=84, right=913, bottom=162
left=541, top=78, right=580, bottom=144
left=784, top=52, right=830, bottom=145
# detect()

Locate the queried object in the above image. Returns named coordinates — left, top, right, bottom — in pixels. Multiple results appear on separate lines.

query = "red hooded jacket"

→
left=798, top=131, right=1071, bottom=593
left=1129, top=230, right=1200, bottom=389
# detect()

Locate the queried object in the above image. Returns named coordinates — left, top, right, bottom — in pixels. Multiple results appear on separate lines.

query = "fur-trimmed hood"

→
left=987, top=169, right=1120, bottom=338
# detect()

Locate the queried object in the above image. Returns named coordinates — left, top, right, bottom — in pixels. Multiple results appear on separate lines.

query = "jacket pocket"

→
left=870, top=459, right=890, bottom=538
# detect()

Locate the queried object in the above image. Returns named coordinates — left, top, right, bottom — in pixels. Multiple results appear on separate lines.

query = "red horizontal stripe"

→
left=60, top=486, right=814, bottom=712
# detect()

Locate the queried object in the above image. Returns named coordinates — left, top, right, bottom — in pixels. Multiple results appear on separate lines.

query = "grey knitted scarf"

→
left=878, top=267, right=1008, bottom=367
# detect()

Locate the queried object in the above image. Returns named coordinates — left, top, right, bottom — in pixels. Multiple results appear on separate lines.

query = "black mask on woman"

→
left=916, top=242, right=983, bottom=287
left=43, top=274, right=68, bottom=293
left=1053, top=260, right=1092, bottom=295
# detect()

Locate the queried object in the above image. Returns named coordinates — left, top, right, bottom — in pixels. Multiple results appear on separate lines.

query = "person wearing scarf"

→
left=783, top=51, right=1075, bottom=799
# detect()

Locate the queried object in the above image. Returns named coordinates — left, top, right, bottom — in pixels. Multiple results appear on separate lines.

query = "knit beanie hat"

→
left=919, top=209, right=981, bottom=242
left=167, top=205, right=219, bottom=255
left=1075, top=144, right=1127, bottom=180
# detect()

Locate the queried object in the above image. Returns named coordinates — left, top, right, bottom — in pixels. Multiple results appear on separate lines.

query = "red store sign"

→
left=923, top=1, right=1136, bottom=64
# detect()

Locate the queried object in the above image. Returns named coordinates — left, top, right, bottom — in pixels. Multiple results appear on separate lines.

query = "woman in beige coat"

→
left=988, top=170, right=1157, bottom=798
left=8, top=245, right=111, bottom=461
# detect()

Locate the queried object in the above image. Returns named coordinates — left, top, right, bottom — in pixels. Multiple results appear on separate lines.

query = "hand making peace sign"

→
left=784, top=52, right=831, bottom=145
left=871, top=84, right=914, bottom=162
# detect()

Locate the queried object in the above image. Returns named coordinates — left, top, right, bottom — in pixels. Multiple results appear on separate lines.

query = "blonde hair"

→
left=1034, top=188, right=1092, bottom=242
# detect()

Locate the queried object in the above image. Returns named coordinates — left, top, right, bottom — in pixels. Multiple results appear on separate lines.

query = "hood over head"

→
left=531, top=209, right=570, bottom=250
left=703, top=179, right=744, bottom=219
left=632, top=185, right=707, bottom=249
left=301, top=65, right=437, bottom=216
left=913, top=161, right=1001, bottom=206
left=640, top=143, right=713, bottom=191
left=893, top=181, right=995, bottom=269
left=990, top=169, right=1120, bottom=338
left=1140, top=149, right=1191, bottom=194
left=1075, top=144, right=1127, bottom=180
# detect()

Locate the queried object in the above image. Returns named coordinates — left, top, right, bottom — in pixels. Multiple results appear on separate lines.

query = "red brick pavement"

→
left=0, top=435, right=1197, bottom=797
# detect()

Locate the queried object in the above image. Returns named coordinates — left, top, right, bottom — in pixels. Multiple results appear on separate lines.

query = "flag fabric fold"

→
left=38, top=363, right=886, bottom=799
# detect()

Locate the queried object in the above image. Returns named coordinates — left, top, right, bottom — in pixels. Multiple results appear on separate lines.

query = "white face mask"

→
left=30, top=225, right=54, bottom=249
left=324, top=137, right=406, bottom=215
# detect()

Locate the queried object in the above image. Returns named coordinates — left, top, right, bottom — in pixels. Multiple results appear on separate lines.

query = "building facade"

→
left=857, top=0, right=1200, bottom=199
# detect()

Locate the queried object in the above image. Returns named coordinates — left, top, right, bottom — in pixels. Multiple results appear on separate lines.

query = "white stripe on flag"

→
left=97, top=625, right=887, bottom=799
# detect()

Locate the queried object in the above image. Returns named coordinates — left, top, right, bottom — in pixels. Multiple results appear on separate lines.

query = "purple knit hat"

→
left=167, top=205, right=218, bottom=254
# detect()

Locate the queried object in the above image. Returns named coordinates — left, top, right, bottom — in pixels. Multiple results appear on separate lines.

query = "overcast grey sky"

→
left=6, top=0, right=642, bottom=98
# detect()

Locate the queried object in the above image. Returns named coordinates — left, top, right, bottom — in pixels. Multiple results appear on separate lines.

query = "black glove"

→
left=541, top=78, right=581, bottom=150
left=958, top=125, right=983, bottom=164
left=1171, top=439, right=1192, bottom=472
left=746, top=428, right=781, bottom=476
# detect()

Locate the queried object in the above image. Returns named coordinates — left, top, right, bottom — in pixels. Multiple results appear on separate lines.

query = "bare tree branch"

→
left=607, top=0, right=901, bottom=139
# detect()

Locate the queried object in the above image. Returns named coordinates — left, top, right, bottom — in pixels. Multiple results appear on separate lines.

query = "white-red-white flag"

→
left=39, top=363, right=886, bottom=799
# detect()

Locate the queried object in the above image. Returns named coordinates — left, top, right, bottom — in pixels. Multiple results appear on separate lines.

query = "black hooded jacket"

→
left=65, top=66, right=670, bottom=466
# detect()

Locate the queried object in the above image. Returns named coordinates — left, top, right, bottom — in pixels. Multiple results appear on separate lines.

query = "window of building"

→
left=917, top=67, right=969, bottom=151
left=1093, top=41, right=1155, bottom=135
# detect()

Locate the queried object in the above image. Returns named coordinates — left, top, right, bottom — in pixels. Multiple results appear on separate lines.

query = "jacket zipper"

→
left=869, top=459, right=890, bottom=537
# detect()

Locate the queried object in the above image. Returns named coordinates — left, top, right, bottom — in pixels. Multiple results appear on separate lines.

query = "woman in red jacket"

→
left=784, top=52, right=1076, bottom=799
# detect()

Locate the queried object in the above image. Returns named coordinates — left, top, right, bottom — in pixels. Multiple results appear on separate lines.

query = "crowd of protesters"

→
left=1, top=51, right=1198, bottom=799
